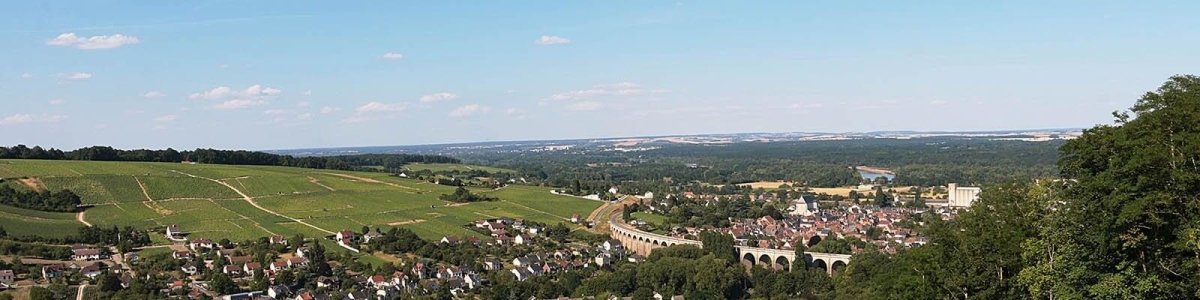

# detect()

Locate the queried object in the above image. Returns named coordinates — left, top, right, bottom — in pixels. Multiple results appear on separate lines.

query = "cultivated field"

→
left=403, top=163, right=514, bottom=173
left=0, top=160, right=600, bottom=245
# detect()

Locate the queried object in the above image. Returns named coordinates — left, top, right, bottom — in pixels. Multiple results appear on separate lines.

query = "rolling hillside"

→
left=0, top=159, right=601, bottom=243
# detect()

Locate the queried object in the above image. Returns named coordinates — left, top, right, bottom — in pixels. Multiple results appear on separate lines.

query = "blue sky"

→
left=2, top=1, right=1198, bottom=150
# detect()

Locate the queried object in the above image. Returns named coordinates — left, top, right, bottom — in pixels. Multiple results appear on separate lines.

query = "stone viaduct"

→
left=609, top=216, right=851, bottom=274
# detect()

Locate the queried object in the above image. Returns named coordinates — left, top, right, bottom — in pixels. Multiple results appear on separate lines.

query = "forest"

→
left=823, top=75, right=1200, bottom=298
left=0, top=185, right=81, bottom=212
left=0, top=145, right=459, bottom=172
left=457, top=137, right=1062, bottom=196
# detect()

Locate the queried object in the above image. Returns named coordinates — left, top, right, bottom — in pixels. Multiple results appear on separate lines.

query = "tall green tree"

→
left=1020, top=74, right=1200, bottom=298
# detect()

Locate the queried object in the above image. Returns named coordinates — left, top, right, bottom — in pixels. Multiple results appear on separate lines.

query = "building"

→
left=0, top=270, right=13, bottom=284
left=947, top=183, right=981, bottom=207
left=73, top=248, right=102, bottom=261
left=790, top=195, right=819, bottom=216
left=166, top=224, right=184, bottom=240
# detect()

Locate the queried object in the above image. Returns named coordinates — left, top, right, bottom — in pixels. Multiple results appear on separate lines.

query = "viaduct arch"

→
left=608, top=216, right=851, bottom=274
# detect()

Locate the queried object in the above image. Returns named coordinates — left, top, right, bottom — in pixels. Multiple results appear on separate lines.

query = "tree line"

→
left=0, top=145, right=460, bottom=172
left=0, top=184, right=81, bottom=212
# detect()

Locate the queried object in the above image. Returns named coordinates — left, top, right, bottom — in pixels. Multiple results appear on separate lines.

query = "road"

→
left=76, top=283, right=87, bottom=300
left=76, top=211, right=92, bottom=227
left=171, top=170, right=334, bottom=235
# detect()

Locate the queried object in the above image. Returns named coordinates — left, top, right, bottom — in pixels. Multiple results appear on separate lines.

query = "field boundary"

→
left=171, top=170, right=335, bottom=236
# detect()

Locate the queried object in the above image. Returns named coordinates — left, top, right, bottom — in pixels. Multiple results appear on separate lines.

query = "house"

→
left=269, top=235, right=288, bottom=246
left=464, top=273, right=483, bottom=289
left=267, top=285, right=291, bottom=299
left=287, top=257, right=309, bottom=268
left=228, top=256, right=252, bottom=265
left=190, top=239, right=215, bottom=251
left=315, top=276, right=336, bottom=288
left=510, top=268, right=533, bottom=281
left=336, top=230, right=355, bottom=242
left=594, top=253, right=613, bottom=267
left=363, top=230, right=383, bottom=243
left=294, top=246, right=309, bottom=258
left=242, top=262, right=262, bottom=274
left=180, top=263, right=198, bottom=275
left=440, top=236, right=460, bottom=245
left=0, top=270, right=13, bottom=284
left=41, top=265, right=64, bottom=279
left=603, top=239, right=624, bottom=252
left=270, top=261, right=289, bottom=272
left=464, top=236, right=482, bottom=246
left=391, top=271, right=410, bottom=289
left=368, top=274, right=391, bottom=288
left=172, top=251, right=194, bottom=260
left=482, top=258, right=503, bottom=271
left=514, top=234, right=531, bottom=245
left=493, top=235, right=512, bottom=246
left=571, top=213, right=581, bottom=223
left=166, top=224, right=183, bottom=239
left=73, top=248, right=101, bottom=261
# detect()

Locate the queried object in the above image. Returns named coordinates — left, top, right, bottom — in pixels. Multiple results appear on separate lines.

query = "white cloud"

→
left=345, top=101, right=408, bottom=123
left=0, top=114, right=67, bottom=125
left=567, top=101, right=602, bottom=111
left=143, top=91, right=166, bottom=98
left=320, top=106, right=340, bottom=114
left=355, top=102, right=408, bottom=113
left=48, top=99, right=66, bottom=105
left=20, top=73, right=32, bottom=79
left=297, top=101, right=310, bottom=107
left=60, top=72, right=92, bottom=80
left=448, top=104, right=490, bottom=118
left=505, top=108, right=528, bottom=119
left=787, top=103, right=825, bottom=110
left=419, top=92, right=458, bottom=103
left=153, top=114, right=177, bottom=122
left=535, top=35, right=571, bottom=45
left=543, top=82, right=661, bottom=102
left=296, top=113, right=312, bottom=120
left=47, top=33, right=139, bottom=50
left=189, top=84, right=281, bottom=100
left=303, top=90, right=312, bottom=96
left=213, top=99, right=267, bottom=110
left=930, top=100, right=948, bottom=105
left=263, top=109, right=288, bottom=116
left=381, top=52, right=404, bottom=60
left=189, top=84, right=282, bottom=110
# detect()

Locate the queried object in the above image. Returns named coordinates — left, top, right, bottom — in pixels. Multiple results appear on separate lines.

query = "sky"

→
left=2, top=1, right=1198, bottom=150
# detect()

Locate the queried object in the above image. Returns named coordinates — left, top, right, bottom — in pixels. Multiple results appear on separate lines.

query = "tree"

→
left=872, top=186, right=891, bottom=207
left=699, top=231, right=737, bottom=263
left=98, top=272, right=123, bottom=292
left=209, top=273, right=237, bottom=294
left=1019, top=75, right=1200, bottom=298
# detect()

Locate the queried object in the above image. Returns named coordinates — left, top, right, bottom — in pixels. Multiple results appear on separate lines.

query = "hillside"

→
left=0, top=159, right=601, bottom=243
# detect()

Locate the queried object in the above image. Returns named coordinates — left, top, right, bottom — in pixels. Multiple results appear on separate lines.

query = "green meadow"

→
left=0, top=159, right=600, bottom=245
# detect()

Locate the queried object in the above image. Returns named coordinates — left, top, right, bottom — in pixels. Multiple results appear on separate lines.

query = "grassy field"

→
left=0, top=159, right=600, bottom=246
left=403, top=163, right=514, bottom=173
left=0, top=205, right=82, bottom=238
left=631, top=212, right=667, bottom=226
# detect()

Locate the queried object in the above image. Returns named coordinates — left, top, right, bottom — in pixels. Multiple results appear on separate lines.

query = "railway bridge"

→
left=609, top=216, right=851, bottom=274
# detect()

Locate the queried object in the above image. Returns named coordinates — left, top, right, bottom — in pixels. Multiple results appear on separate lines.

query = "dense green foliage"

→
left=0, top=185, right=81, bottom=212
left=834, top=75, right=1200, bottom=299
left=439, top=186, right=498, bottom=202
left=0, top=145, right=459, bottom=172
left=460, top=138, right=1060, bottom=194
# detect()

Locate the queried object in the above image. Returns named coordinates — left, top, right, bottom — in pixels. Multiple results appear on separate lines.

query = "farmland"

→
left=0, top=159, right=601, bottom=246
left=403, top=163, right=514, bottom=173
